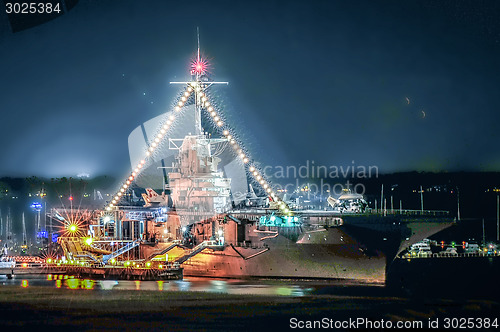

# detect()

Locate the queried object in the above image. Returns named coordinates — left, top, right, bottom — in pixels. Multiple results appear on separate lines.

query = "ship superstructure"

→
left=168, top=135, right=232, bottom=225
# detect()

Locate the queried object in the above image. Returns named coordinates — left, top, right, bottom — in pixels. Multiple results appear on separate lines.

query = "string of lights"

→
left=105, top=77, right=291, bottom=216
left=105, top=86, right=193, bottom=211
left=196, top=87, right=293, bottom=215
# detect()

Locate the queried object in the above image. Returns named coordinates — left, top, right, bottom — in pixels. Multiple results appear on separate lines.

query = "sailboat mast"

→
left=482, top=218, right=486, bottom=246
left=380, top=184, right=383, bottom=213
left=22, top=212, right=27, bottom=246
left=497, top=195, right=499, bottom=242
left=420, top=185, right=424, bottom=212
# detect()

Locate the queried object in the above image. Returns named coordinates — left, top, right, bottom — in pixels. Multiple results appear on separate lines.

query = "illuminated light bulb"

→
left=253, top=171, right=258, bottom=176
left=146, top=151, right=151, bottom=156
left=230, top=140, right=236, bottom=144
left=214, top=116, right=219, bottom=121
left=160, top=129, right=166, bottom=134
left=155, top=138, right=160, bottom=143
left=114, top=196, right=119, bottom=201
left=109, top=204, right=114, bottom=208
left=112, top=200, right=116, bottom=204
left=243, top=158, right=249, bottom=163
left=166, top=120, right=172, bottom=126
left=217, top=121, right=223, bottom=126
left=238, top=149, right=243, bottom=154
left=151, top=143, right=157, bottom=148
left=266, top=188, right=272, bottom=193
left=181, top=96, right=186, bottom=102
left=264, top=184, right=268, bottom=189
left=184, top=92, right=189, bottom=97
left=256, top=175, right=262, bottom=180
left=118, top=192, right=122, bottom=197
left=211, top=111, right=216, bottom=117
left=141, top=160, right=146, bottom=164
left=259, top=180, right=265, bottom=185
left=132, top=172, right=136, bottom=177
left=148, top=146, right=154, bottom=151
left=227, top=135, right=232, bottom=139
left=129, top=176, right=134, bottom=181
left=126, top=180, right=131, bottom=185
left=174, top=106, right=180, bottom=112
left=187, top=86, right=193, bottom=92
left=178, top=102, right=183, bottom=108
left=204, top=102, right=210, bottom=107
left=123, top=184, right=128, bottom=188
left=208, top=106, right=214, bottom=112
left=134, top=168, right=139, bottom=172
left=240, top=153, right=245, bottom=159
left=120, top=188, right=125, bottom=193
left=201, top=96, right=207, bottom=102
left=223, top=130, right=229, bottom=136
left=196, top=87, right=202, bottom=92
left=106, top=207, right=111, bottom=211
left=169, top=115, right=175, bottom=121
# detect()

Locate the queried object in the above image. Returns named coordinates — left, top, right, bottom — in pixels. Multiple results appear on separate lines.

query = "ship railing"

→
left=402, top=251, right=499, bottom=259
left=191, top=240, right=220, bottom=251
left=234, top=242, right=269, bottom=249
left=373, top=209, right=449, bottom=216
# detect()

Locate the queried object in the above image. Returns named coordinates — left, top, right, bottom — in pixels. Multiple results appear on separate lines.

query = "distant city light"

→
left=30, top=202, right=42, bottom=210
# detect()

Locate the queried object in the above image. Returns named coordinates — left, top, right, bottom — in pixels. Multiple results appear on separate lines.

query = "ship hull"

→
left=179, top=218, right=451, bottom=283
left=181, top=243, right=386, bottom=283
left=142, top=213, right=453, bottom=283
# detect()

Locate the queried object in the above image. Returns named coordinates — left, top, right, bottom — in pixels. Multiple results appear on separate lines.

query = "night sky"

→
left=1, top=0, right=500, bottom=178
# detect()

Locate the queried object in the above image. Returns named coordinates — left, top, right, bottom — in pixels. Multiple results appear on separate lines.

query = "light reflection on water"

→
left=0, top=274, right=329, bottom=296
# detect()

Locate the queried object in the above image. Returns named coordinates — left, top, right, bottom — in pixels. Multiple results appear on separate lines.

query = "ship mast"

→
left=170, top=27, right=228, bottom=136
left=194, top=27, right=203, bottom=135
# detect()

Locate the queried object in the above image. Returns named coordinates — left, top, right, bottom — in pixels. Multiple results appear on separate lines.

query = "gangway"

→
left=145, top=240, right=182, bottom=261
left=174, top=240, right=222, bottom=264
left=102, top=240, right=140, bottom=264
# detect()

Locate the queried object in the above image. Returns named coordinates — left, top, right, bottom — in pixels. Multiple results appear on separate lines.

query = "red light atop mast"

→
left=191, top=58, right=209, bottom=76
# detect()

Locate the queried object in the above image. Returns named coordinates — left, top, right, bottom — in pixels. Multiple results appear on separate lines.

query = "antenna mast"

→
left=197, top=27, right=200, bottom=64
left=170, top=28, right=228, bottom=136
